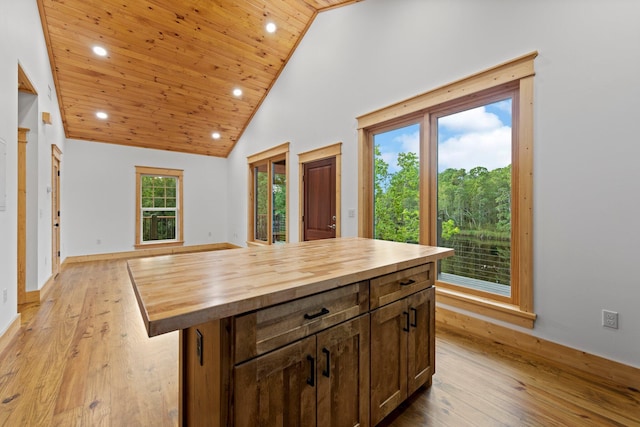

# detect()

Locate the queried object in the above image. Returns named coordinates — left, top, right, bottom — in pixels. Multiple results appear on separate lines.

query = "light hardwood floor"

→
left=1, top=259, right=638, bottom=426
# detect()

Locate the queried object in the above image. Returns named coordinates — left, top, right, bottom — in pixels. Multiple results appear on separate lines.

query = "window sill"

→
left=246, top=240, right=270, bottom=248
left=134, top=240, right=184, bottom=250
left=436, top=285, right=537, bottom=329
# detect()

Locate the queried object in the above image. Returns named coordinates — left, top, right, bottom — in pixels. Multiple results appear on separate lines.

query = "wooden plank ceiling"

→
left=37, top=0, right=360, bottom=157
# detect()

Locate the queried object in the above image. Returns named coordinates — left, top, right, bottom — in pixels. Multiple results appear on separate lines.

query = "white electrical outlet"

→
left=602, top=310, right=619, bottom=329
left=2, top=289, right=7, bottom=304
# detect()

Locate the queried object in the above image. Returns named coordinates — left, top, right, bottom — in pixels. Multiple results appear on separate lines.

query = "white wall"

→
left=227, top=0, right=640, bottom=367
left=0, top=0, right=66, bottom=335
left=2, top=0, right=638, bottom=370
left=63, top=140, right=228, bottom=256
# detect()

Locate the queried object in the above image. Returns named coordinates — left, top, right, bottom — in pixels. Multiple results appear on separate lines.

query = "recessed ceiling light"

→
left=266, top=22, right=277, bottom=33
left=96, top=111, right=108, bottom=119
left=232, top=88, right=242, bottom=97
left=92, top=46, right=107, bottom=57
left=212, top=132, right=221, bottom=139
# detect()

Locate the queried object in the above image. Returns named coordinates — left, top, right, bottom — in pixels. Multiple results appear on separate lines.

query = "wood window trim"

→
left=298, top=142, right=342, bottom=241
left=357, top=52, right=537, bottom=328
left=247, top=143, right=290, bottom=246
left=135, top=166, right=184, bottom=249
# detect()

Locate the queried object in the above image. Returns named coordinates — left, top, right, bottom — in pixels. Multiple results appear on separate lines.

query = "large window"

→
left=248, top=143, right=289, bottom=245
left=435, top=96, right=514, bottom=300
left=135, top=166, right=183, bottom=248
left=359, top=53, right=536, bottom=327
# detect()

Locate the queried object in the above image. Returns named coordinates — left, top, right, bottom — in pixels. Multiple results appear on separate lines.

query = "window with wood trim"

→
left=358, top=53, right=537, bottom=328
left=247, top=143, right=289, bottom=245
left=135, top=166, right=184, bottom=248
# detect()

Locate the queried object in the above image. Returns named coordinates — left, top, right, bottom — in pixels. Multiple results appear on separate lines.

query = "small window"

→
left=135, top=166, right=184, bottom=248
left=248, top=143, right=289, bottom=245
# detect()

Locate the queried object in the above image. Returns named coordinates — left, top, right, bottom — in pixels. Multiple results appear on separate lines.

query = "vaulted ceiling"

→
left=37, top=0, right=360, bottom=157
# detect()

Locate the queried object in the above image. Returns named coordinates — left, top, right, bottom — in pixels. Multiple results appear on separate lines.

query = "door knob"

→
left=327, top=224, right=336, bottom=230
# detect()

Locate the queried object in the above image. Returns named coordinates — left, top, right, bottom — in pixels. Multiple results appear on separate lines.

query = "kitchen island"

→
left=128, top=237, right=453, bottom=426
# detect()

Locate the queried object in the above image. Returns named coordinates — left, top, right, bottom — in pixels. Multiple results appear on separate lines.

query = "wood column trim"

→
left=17, top=128, right=29, bottom=307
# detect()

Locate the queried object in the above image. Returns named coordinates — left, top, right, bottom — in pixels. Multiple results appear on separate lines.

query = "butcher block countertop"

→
left=128, top=237, right=454, bottom=337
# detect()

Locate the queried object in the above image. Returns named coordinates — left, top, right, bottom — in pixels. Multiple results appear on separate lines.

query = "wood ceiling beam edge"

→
left=308, top=0, right=362, bottom=12
left=63, top=129, right=238, bottom=153
left=66, top=137, right=224, bottom=157
left=17, top=64, right=38, bottom=94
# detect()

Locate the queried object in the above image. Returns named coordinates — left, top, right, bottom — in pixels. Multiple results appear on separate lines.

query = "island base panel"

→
left=180, top=319, right=232, bottom=427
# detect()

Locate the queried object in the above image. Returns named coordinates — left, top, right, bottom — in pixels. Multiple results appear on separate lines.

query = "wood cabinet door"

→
left=407, top=287, right=435, bottom=396
left=316, top=315, right=370, bottom=427
left=370, top=300, right=408, bottom=425
left=234, top=336, right=317, bottom=427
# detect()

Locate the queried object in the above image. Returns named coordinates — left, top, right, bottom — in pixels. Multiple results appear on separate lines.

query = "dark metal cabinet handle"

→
left=196, top=329, right=203, bottom=366
left=403, top=311, right=410, bottom=332
left=322, top=348, right=331, bottom=378
left=410, top=307, right=418, bottom=328
left=400, top=279, right=416, bottom=286
left=307, top=355, right=315, bottom=386
left=304, top=307, right=329, bottom=320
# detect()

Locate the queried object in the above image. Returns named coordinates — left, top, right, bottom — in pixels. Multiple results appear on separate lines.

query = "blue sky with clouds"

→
left=374, top=98, right=512, bottom=173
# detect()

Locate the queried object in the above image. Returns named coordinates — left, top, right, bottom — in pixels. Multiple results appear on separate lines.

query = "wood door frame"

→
left=298, top=143, right=342, bottom=242
left=17, top=128, right=29, bottom=307
left=51, top=145, right=62, bottom=277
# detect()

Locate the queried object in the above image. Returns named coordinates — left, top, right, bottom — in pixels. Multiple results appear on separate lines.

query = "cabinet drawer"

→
left=370, top=264, right=432, bottom=309
left=234, top=282, right=369, bottom=364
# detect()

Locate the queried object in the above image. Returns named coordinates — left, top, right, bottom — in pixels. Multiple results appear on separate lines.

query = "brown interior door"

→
left=303, top=157, right=336, bottom=241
